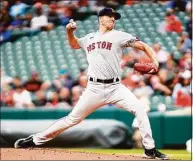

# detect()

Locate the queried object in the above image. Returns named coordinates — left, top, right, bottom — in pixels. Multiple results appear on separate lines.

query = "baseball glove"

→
left=134, top=62, right=159, bottom=75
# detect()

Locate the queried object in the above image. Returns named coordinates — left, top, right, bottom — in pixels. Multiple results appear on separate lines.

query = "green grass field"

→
left=67, top=148, right=192, bottom=160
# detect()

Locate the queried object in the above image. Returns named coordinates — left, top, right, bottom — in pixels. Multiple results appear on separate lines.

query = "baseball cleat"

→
left=14, top=135, right=36, bottom=148
left=144, top=148, right=169, bottom=160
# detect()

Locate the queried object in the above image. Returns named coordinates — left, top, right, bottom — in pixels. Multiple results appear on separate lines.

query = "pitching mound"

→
left=1, top=148, right=151, bottom=160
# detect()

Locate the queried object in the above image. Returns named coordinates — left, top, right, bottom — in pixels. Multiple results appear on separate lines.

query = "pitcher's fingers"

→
left=69, top=19, right=74, bottom=23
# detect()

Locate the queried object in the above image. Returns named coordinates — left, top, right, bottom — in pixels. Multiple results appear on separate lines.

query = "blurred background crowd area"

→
left=0, top=0, right=192, bottom=111
left=0, top=0, right=127, bottom=36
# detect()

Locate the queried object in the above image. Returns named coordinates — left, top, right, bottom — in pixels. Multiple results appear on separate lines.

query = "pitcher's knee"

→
left=65, top=115, right=83, bottom=126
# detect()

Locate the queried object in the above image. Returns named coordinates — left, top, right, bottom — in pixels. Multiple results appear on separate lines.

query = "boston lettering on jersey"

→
left=87, top=41, right=112, bottom=53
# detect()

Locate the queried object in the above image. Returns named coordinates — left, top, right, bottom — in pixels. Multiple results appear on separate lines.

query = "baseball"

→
left=70, top=19, right=77, bottom=29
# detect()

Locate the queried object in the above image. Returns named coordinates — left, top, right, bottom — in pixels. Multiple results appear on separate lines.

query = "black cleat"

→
left=14, top=135, right=36, bottom=148
left=144, top=148, right=169, bottom=160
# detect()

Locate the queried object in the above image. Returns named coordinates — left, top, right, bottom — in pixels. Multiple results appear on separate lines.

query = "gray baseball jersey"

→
left=78, top=29, right=139, bottom=79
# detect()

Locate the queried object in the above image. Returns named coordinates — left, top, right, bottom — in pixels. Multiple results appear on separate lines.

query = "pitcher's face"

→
left=99, top=15, right=115, bottom=30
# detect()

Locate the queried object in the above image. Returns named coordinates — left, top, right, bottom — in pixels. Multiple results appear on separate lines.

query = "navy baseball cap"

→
left=98, top=8, right=121, bottom=20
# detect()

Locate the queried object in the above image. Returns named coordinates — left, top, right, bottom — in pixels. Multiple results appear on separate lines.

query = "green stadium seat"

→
left=138, top=13, right=146, bottom=19
left=135, top=8, right=143, bottom=14
left=155, top=7, right=162, bottom=13
left=154, top=37, right=161, bottom=42
left=6, top=51, right=13, bottom=56
left=49, top=30, right=57, bottom=35
left=139, top=32, right=146, bottom=39
left=141, top=3, right=149, bottom=10
left=58, top=29, right=66, bottom=35
left=159, top=12, right=165, bottom=17
left=142, top=18, right=149, bottom=24
left=133, top=4, right=141, bottom=10
left=57, top=25, right=65, bottom=30
left=123, top=23, right=132, bottom=29
left=153, top=17, right=160, bottom=22
left=128, top=13, right=135, bottom=19
left=148, top=12, right=156, bottom=18
left=151, top=2, right=159, bottom=9
left=31, top=36, right=39, bottom=41
left=127, top=28, right=135, bottom=33
left=21, top=36, right=29, bottom=42
left=50, top=35, right=58, bottom=41
left=89, top=15, right=97, bottom=21
left=5, top=42, right=12, bottom=47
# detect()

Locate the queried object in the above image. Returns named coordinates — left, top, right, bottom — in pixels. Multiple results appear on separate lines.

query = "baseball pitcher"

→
left=15, top=8, right=168, bottom=160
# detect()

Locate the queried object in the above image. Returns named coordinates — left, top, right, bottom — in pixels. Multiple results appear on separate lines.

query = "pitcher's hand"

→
left=66, top=19, right=77, bottom=31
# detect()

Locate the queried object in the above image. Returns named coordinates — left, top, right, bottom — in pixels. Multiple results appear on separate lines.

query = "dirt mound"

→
left=1, top=148, right=150, bottom=160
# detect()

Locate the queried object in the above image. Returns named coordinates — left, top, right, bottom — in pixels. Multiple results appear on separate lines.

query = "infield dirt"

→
left=1, top=148, right=152, bottom=160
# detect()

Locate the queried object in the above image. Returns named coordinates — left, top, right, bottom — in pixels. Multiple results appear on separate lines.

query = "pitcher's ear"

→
left=98, top=17, right=102, bottom=24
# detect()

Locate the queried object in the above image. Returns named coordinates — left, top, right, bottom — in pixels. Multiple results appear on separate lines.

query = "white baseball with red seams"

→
left=32, top=22, right=155, bottom=150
